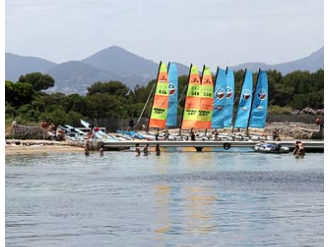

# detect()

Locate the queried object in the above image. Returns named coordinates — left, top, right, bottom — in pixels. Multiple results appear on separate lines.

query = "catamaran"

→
left=148, top=61, right=170, bottom=129
left=234, top=69, right=253, bottom=129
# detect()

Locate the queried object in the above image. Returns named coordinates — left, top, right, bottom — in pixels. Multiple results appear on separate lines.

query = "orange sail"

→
left=195, top=66, right=214, bottom=129
left=181, top=65, right=201, bottom=129
left=148, top=62, right=169, bottom=129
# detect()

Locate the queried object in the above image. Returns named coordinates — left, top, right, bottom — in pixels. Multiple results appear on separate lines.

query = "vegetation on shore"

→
left=5, top=69, right=323, bottom=132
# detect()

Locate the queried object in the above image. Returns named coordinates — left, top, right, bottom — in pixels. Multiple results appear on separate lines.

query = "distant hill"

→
left=5, top=46, right=324, bottom=94
left=46, top=61, right=127, bottom=94
left=82, top=46, right=159, bottom=79
left=231, top=47, right=324, bottom=74
left=5, top=53, right=57, bottom=82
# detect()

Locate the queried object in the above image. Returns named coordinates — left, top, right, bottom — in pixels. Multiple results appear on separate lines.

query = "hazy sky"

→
left=5, top=0, right=324, bottom=71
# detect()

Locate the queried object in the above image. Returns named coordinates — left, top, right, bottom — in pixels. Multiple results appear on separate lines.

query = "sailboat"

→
left=211, top=67, right=227, bottom=129
left=222, top=68, right=235, bottom=129
left=234, top=69, right=253, bottom=129
left=148, top=61, right=170, bottom=129
left=248, top=69, right=268, bottom=128
left=195, top=66, right=214, bottom=130
left=166, top=62, right=178, bottom=128
left=180, top=64, right=201, bottom=130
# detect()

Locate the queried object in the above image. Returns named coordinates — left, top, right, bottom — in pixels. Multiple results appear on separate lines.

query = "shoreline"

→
left=5, top=140, right=84, bottom=155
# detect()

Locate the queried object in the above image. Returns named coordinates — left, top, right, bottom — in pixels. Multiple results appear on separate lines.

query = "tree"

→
left=13, top=82, right=35, bottom=107
left=18, top=72, right=55, bottom=91
left=87, top=81, right=129, bottom=96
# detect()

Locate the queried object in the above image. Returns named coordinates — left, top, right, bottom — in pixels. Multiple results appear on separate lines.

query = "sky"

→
left=4, top=0, right=324, bottom=71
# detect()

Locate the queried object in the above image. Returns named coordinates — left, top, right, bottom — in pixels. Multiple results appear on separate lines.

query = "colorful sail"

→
left=234, top=70, right=253, bottom=128
left=211, top=67, right=227, bottom=129
left=181, top=64, right=201, bottom=129
left=195, top=66, right=214, bottom=129
left=223, top=68, right=235, bottom=128
left=249, top=70, right=268, bottom=128
left=166, top=63, right=178, bottom=127
left=148, top=62, right=169, bottom=129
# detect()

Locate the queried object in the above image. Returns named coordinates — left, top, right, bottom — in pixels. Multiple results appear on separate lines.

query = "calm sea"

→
left=5, top=148, right=324, bottom=247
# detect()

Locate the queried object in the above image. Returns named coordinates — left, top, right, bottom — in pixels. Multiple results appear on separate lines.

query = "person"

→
left=87, top=131, right=93, bottom=139
left=190, top=128, right=196, bottom=141
left=135, top=143, right=141, bottom=156
left=128, top=118, right=134, bottom=131
left=214, top=129, right=219, bottom=141
left=315, top=117, right=324, bottom=132
left=99, top=147, right=104, bottom=156
left=84, top=140, right=90, bottom=156
left=292, top=141, right=305, bottom=156
left=272, top=128, right=280, bottom=141
left=155, top=144, right=161, bottom=156
left=143, top=143, right=150, bottom=156
left=145, top=119, right=150, bottom=133
left=164, top=129, right=169, bottom=140
left=84, top=139, right=90, bottom=151
left=155, top=129, right=160, bottom=140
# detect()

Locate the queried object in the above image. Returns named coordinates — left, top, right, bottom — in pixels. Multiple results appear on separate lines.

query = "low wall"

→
left=10, top=123, right=44, bottom=139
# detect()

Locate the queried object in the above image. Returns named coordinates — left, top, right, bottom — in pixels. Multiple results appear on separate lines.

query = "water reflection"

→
left=184, top=186, right=217, bottom=234
left=154, top=183, right=217, bottom=236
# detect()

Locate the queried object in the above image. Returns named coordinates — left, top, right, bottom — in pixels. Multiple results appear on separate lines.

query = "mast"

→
left=136, top=82, right=156, bottom=129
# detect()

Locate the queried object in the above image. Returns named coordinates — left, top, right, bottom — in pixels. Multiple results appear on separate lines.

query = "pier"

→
left=102, top=140, right=324, bottom=152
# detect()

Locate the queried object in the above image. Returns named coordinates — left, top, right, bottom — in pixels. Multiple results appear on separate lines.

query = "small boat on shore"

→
left=253, top=142, right=290, bottom=154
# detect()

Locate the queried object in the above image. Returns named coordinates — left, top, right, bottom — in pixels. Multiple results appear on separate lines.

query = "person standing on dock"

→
left=128, top=118, right=134, bottom=131
left=272, top=128, right=280, bottom=141
left=190, top=128, right=196, bottom=141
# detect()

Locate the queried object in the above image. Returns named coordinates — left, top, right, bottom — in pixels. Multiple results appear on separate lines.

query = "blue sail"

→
left=249, top=70, right=268, bottom=128
left=166, top=63, right=178, bottom=127
left=223, top=68, right=235, bottom=128
left=211, top=68, right=227, bottom=129
left=234, top=70, right=253, bottom=128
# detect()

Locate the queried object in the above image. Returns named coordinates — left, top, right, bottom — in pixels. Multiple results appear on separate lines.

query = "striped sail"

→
left=148, top=62, right=169, bottom=129
left=249, top=70, right=268, bottom=128
left=181, top=65, right=201, bottom=129
left=211, top=67, right=227, bottom=129
left=195, top=66, right=214, bottom=129
left=166, top=63, right=178, bottom=127
left=234, top=70, right=253, bottom=128
left=223, top=68, right=235, bottom=128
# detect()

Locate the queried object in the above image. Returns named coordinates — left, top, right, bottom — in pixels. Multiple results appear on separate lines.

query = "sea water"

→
left=5, top=149, right=324, bottom=247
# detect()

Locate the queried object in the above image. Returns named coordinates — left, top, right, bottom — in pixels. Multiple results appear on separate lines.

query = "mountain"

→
left=231, top=47, right=324, bottom=74
left=5, top=46, right=324, bottom=94
left=82, top=46, right=159, bottom=79
left=47, top=60, right=149, bottom=94
left=272, top=47, right=324, bottom=75
left=46, top=61, right=127, bottom=94
left=82, top=45, right=189, bottom=83
left=5, top=53, right=57, bottom=82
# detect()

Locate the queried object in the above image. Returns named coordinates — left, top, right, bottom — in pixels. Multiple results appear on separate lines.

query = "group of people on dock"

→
left=135, top=143, right=161, bottom=156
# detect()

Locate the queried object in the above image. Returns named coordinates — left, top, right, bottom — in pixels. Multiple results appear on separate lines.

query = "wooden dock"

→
left=102, top=140, right=324, bottom=152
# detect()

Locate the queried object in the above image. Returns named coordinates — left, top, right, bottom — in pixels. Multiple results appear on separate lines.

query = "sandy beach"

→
left=5, top=140, right=84, bottom=155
